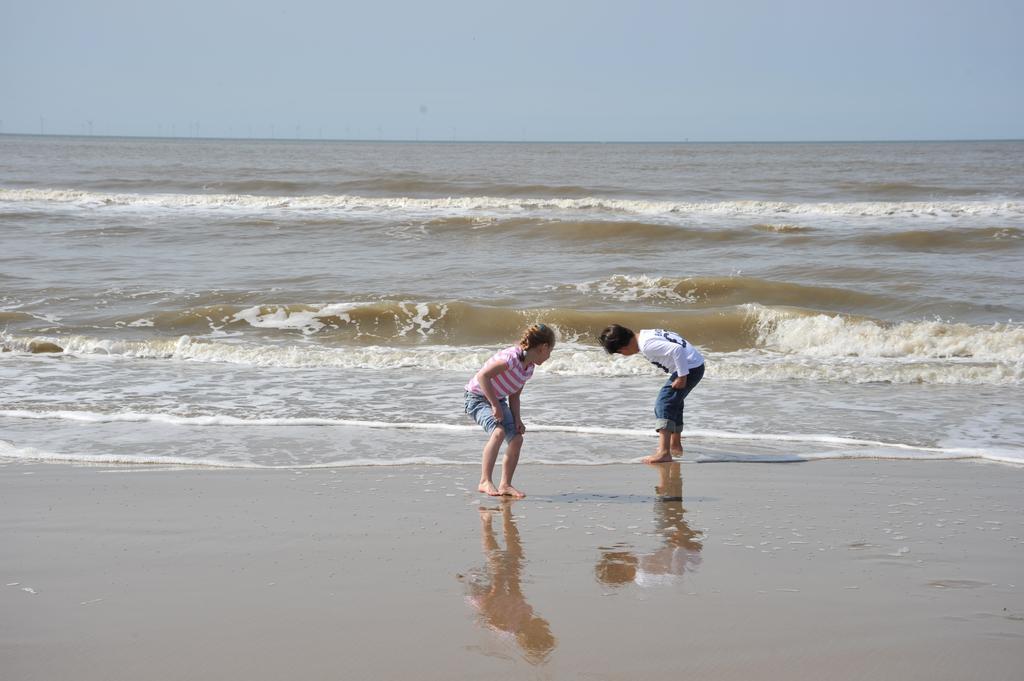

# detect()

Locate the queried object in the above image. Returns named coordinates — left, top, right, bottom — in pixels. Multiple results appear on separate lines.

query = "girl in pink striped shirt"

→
left=465, top=324, right=556, bottom=498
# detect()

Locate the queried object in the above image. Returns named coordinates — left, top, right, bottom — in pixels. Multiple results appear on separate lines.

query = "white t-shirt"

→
left=637, top=329, right=704, bottom=376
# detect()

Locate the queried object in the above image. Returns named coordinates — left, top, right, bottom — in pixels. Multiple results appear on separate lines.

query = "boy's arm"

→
left=670, top=349, right=689, bottom=389
left=651, top=335, right=692, bottom=387
left=667, top=341, right=690, bottom=389
left=645, top=335, right=690, bottom=388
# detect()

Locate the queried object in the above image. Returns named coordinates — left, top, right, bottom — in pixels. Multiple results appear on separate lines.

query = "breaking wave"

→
left=3, top=188, right=1022, bottom=220
left=568, top=274, right=888, bottom=311
left=3, top=307, right=1022, bottom=385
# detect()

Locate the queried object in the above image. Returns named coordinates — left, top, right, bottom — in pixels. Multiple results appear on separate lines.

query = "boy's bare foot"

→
left=478, top=481, right=501, bottom=496
left=498, top=484, right=526, bottom=498
left=670, top=447, right=684, bottom=458
left=642, top=450, right=674, bottom=464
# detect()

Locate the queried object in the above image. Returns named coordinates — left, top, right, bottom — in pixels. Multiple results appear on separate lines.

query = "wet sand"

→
left=2, top=460, right=1022, bottom=680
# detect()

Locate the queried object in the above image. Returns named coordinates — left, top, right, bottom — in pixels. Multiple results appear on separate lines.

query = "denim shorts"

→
left=654, top=364, right=705, bottom=433
left=465, top=391, right=518, bottom=443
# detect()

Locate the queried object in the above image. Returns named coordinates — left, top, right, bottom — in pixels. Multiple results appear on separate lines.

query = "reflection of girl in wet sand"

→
left=595, top=463, right=704, bottom=587
left=461, top=501, right=556, bottom=665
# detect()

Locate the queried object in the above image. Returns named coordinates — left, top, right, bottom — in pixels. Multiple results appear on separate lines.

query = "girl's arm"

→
left=475, top=357, right=510, bottom=417
left=509, top=389, right=524, bottom=433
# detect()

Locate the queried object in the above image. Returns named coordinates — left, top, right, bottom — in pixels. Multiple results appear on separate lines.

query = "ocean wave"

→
left=6, top=300, right=764, bottom=349
left=752, top=307, right=1024, bottom=362
left=14, top=297, right=1021, bottom=361
left=2, top=327, right=1022, bottom=385
left=568, top=274, right=888, bottom=311
left=3, top=188, right=1022, bottom=220
left=696, top=449, right=1024, bottom=465
left=707, top=354, right=1023, bottom=385
left=0, top=311, right=35, bottom=324
left=414, top=216, right=703, bottom=241
left=5, top=301, right=1022, bottom=365
left=0, top=440, right=467, bottom=469
left=856, top=226, right=1023, bottom=251
left=751, top=223, right=816, bottom=233
left=0, top=408, right=988, bottom=448
left=833, top=180, right=991, bottom=199
left=2, top=418, right=1019, bottom=467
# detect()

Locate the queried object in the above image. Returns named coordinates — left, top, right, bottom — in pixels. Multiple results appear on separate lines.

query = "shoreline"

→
left=3, top=459, right=1022, bottom=680
left=4, top=132, right=1023, bottom=144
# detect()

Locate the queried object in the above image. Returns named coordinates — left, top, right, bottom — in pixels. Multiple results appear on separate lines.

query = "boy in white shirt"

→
left=599, top=324, right=706, bottom=463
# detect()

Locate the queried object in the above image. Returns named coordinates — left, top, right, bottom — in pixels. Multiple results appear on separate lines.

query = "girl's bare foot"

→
left=478, top=481, right=501, bottom=496
left=642, top=450, right=674, bottom=464
left=498, top=484, right=526, bottom=498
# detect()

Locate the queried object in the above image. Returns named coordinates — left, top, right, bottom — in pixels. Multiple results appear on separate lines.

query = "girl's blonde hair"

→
left=519, top=323, right=556, bottom=350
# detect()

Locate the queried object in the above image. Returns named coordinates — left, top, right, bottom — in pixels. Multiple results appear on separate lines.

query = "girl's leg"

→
left=478, top=427, right=505, bottom=496
left=498, top=434, right=526, bottom=498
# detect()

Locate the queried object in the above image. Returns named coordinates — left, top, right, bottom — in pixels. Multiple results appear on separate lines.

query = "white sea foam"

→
left=572, top=275, right=694, bottom=303
left=0, top=441, right=263, bottom=468
left=752, top=305, right=1024, bottom=362
left=1, top=333, right=495, bottom=371
left=8, top=298, right=1024, bottom=385
left=0, top=409, right=1009, bottom=454
left=4, top=335, right=1019, bottom=387
left=231, top=303, right=358, bottom=335
left=3, top=188, right=1021, bottom=220
left=399, top=301, right=448, bottom=338
left=2, top=417, right=1019, bottom=467
left=0, top=409, right=480, bottom=431
left=0, top=441, right=466, bottom=469
left=696, top=448, right=1023, bottom=465
left=707, top=354, right=1023, bottom=385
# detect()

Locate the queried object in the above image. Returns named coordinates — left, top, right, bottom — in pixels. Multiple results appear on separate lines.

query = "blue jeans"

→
left=465, top=391, right=518, bottom=443
left=654, top=364, right=705, bottom=433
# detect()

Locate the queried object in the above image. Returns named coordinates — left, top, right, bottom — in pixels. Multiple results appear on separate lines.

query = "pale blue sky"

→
left=2, top=0, right=1022, bottom=141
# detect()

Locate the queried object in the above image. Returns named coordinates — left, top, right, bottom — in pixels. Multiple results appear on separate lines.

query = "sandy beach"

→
left=2, top=459, right=1021, bottom=680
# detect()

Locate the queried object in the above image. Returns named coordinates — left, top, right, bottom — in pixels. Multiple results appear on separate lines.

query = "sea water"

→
left=1, top=136, right=1022, bottom=468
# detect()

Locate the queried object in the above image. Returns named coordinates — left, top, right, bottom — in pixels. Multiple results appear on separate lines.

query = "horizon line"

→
left=2, top=132, right=1023, bottom=145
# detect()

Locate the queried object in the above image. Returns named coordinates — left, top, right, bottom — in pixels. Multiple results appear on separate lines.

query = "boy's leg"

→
left=669, top=431, right=684, bottom=456
left=647, top=377, right=683, bottom=463
left=670, top=365, right=705, bottom=457
left=644, top=430, right=674, bottom=463
left=668, top=390, right=684, bottom=456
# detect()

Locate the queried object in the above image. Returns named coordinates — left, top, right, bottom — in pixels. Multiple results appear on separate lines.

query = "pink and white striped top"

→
left=465, top=346, right=535, bottom=399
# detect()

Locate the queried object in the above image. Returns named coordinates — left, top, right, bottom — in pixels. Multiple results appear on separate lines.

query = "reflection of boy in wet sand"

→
left=595, top=463, right=703, bottom=587
left=461, top=501, right=556, bottom=665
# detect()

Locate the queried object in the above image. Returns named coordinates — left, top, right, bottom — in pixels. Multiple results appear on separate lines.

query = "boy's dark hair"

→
left=598, top=324, right=635, bottom=354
